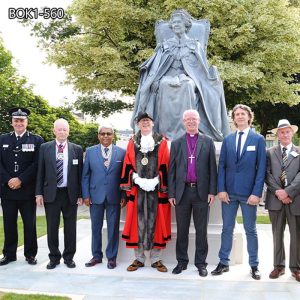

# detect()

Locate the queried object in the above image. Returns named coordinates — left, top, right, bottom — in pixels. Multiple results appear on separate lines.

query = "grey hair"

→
left=54, top=118, right=69, bottom=129
left=183, top=109, right=200, bottom=120
left=98, top=123, right=114, bottom=133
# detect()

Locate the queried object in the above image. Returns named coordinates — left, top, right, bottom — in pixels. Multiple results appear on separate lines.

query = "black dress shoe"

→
left=46, top=261, right=60, bottom=270
left=26, top=257, right=37, bottom=265
left=198, top=266, right=208, bottom=277
left=0, top=256, right=16, bottom=266
left=172, top=263, right=187, bottom=274
left=211, top=263, right=229, bottom=275
left=64, top=260, right=76, bottom=268
left=251, top=266, right=261, bottom=280
left=85, top=258, right=102, bottom=267
left=107, top=259, right=116, bottom=269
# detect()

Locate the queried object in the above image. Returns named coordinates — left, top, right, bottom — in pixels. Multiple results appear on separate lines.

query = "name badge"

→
left=22, top=144, right=35, bottom=152
left=57, top=153, right=64, bottom=160
left=2, top=144, right=9, bottom=148
left=247, top=145, right=256, bottom=151
left=290, top=151, right=299, bottom=158
left=73, top=159, right=78, bottom=165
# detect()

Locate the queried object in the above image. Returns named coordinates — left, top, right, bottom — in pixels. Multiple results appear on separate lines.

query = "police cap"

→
left=9, top=107, right=31, bottom=119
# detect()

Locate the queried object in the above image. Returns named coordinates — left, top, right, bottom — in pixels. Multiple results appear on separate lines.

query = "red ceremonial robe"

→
left=120, top=136, right=171, bottom=249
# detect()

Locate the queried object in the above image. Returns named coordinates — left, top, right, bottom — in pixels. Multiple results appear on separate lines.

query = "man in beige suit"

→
left=265, top=119, right=300, bottom=282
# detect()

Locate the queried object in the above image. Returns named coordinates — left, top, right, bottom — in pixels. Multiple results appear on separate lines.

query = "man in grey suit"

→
left=82, top=125, right=125, bottom=269
left=168, top=109, right=217, bottom=277
left=265, top=119, right=300, bottom=282
left=36, top=118, right=83, bottom=270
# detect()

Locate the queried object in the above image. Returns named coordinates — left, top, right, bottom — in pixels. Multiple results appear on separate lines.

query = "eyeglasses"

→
left=99, top=132, right=113, bottom=136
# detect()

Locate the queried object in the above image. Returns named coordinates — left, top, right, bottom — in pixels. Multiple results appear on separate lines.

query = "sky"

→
left=0, top=0, right=133, bottom=130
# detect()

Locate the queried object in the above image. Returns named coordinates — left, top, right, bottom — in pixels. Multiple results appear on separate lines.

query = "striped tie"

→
left=280, top=147, right=288, bottom=187
left=56, top=144, right=64, bottom=186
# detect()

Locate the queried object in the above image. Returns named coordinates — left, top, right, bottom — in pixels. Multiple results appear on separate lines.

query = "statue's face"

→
left=171, top=16, right=185, bottom=35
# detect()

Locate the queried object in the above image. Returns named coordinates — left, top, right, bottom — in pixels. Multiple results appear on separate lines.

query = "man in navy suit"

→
left=82, top=125, right=125, bottom=269
left=211, top=104, right=266, bottom=280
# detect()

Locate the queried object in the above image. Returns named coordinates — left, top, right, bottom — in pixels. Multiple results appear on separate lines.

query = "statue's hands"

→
left=150, top=81, right=160, bottom=93
left=168, top=76, right=181, bottom=87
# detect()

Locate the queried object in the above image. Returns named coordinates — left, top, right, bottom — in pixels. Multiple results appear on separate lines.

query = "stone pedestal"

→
left=106, top=141, right=243, bottom=265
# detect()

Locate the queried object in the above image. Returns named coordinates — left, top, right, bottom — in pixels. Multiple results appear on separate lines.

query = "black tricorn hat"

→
left=9, top=107, right=31, bottom=119
left=135, top=111, right=154, bottom=123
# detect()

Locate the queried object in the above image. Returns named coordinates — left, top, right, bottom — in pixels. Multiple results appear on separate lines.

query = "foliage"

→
left=0, top=38, right=99, bottom=148
left=24, top=0, right=300, bottom=131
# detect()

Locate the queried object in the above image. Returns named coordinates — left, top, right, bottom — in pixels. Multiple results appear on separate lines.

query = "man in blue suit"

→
left=211, top=104, right=266, bottom=280
left=82, top=125, right=125, bottom=269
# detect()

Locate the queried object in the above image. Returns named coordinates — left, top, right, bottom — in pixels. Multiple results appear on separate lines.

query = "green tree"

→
left=24, top=0, right=300, bottom=132
left=0, top=37, right=99, bottom=148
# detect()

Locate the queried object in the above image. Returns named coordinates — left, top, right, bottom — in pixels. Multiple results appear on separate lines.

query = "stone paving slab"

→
left=0, top=220, right=299, bottom=299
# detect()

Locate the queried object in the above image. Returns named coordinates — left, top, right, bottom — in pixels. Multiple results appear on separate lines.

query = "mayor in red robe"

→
left=120, top=112, right=171, bottom=272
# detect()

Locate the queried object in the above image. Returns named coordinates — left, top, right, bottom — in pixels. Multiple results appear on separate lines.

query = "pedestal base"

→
left=103, top=221, right=243, bottom=265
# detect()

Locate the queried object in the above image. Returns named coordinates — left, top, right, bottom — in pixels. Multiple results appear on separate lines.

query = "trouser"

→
left=44, top=188, right=77, bottom=262
left=134, top=246, right=161, bottom=264
left=1, top=198, right=37, bottom=259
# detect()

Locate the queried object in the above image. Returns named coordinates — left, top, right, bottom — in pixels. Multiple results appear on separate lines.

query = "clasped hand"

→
left=133, top=172, right=159, bottom=192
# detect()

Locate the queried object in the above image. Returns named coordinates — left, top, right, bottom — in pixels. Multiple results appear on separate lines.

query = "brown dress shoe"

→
left=127, top=260, right=144, bottom=271
left=292, top=270, right=300, bottom=282
left=269, top=267, right=285, bottom=279
left=151, top=260, right=168, bottom=272
left=85, top=258, right=102, bottom=267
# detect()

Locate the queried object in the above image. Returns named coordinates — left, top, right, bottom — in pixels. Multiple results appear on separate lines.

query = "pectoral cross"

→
left=189, top=154, right=195, bottom=164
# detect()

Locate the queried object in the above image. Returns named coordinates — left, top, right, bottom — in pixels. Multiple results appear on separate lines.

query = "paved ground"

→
left=0, top=217, right=299, bottom=300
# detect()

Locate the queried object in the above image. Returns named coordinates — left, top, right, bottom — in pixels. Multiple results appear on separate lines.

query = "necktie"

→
left=56, top=144, right=64, bottom=186
left=236, top=131, right=244, bottom=161
left=280, top=147, right=288, bottom=187
left=16, top=136, right=20, bottom=141
left=103, top=147, right=109, bottom=168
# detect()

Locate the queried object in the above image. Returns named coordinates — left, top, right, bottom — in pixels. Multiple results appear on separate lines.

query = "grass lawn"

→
left=237, top=215, right=270, bottom=224
left=0, top=216, right=89, bottom=255
left=0, top=292, right=70, bottom=299
left=0, top=216, right=58, bottom=255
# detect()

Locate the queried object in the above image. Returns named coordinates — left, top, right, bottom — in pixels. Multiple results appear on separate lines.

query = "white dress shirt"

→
left=236, top=127, right=250, bottom=156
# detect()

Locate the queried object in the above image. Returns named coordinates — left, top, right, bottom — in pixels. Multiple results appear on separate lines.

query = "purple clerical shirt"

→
left=186, top=133, right=198, bottom=183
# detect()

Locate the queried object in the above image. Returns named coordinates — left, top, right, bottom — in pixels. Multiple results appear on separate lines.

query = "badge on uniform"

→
left=22, top=144, right=35, bottom=152
left=73, top=159, right=78, bottom=165
left=290, top=151, right=299, bottom=158
left=2, top=144, right=9, bottom=148
left=57, top=152, right=64, bottom=160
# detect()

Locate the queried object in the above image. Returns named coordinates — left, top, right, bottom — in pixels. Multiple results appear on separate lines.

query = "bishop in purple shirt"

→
left=168, top=109, right=217, bottom=277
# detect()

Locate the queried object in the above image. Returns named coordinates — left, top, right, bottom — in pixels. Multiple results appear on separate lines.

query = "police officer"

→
left=0, top=107, right=44, bottom=266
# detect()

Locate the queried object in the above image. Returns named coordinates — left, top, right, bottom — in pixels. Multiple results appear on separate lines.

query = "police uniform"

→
left=0, top=108, right=44, bottom=265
